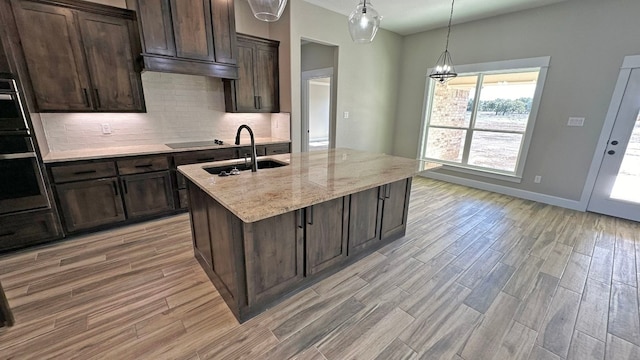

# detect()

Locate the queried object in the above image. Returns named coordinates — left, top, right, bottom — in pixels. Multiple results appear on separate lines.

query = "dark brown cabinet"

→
left=0, top=210, right=61, bottom=253
left=121, top=171, right=174, bottom=219
left=56, top=177, right=126, bottom=232
left=381, top=179, right=412, bottom=241
left=127, top=0, right=238, bottom=79
left=244, top=210, right=304, bottom=305
left=10, top=0, right=145, bottom=112
left=305, top=197, right=348, bottom=275
left=0, top=38, right=10, bottom=73
left=348, top=187, right=384, bottom=254
left=224, top=34, right=279, bottom=113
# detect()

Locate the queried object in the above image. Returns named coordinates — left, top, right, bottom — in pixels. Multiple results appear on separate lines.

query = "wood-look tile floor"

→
left=1, top=177, right=639, bottom=360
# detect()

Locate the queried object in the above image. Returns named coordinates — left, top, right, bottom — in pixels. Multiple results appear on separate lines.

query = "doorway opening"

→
left=300, top=40, right=338, bottom=152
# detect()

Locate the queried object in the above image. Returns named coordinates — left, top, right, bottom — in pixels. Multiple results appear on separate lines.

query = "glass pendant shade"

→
left=247, top=0, right=288, bottom=22
left=429, top=50, right=457, bottom=84
left=348, top=0, right=381, bottom=44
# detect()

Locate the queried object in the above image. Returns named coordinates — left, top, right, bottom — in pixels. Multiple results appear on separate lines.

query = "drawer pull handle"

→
left=73, top=170, right=97, bottom=175
left=0, top=231, right=16, bottom=237
left=134, top=164, right=154, bottom=168
left=307, top=205, right=314, bottom=225
left=112, top=182, right=119, bottom=196
left=82, top=88, right=90, bottom=106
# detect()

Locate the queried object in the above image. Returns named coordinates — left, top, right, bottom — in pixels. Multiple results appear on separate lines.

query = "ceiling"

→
left=303, top=0, right=569, bottom=36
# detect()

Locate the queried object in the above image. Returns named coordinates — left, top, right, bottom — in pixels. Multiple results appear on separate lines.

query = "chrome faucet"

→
left=235, top=124, right=258, bottom=172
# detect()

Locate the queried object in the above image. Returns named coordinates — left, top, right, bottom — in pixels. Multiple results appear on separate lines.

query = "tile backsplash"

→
left=40, top=72, right=290, bottom=151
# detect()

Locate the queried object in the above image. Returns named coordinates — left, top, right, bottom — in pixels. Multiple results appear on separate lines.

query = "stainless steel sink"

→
left=204, top=160, right=288, bottom=175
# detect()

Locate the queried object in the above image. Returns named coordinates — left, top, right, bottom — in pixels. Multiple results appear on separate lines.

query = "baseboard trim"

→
left=420, top=171, right=586, bottom=212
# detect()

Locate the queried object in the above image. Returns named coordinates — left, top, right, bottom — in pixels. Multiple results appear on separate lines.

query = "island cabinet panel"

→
left=348, top=187, right=384, bottom=254
left=244, top=210, right=304, bottom=305
left=188, top=183, right=213, bottom=270
left=120, top=171, right=174, bottom=219
left=207, top=196, right=244, bottom=304
left=56, top=177, right=125, bottom=232
left=305, top=197, right=349, bottom=275
left=381, top=178, right=412, bottom=241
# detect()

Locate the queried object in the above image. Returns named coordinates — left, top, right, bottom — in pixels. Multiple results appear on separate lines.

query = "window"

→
left=419, top=57, right=549, bottom=181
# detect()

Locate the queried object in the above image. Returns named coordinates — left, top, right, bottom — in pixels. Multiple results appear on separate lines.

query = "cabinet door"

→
left=57, top=178, right=125, bottom=232
left=381, top=178, right=412, bottom=241
left=233, top=42, right=257, bottom=112
left=244, top=210, right=304, bottom=305
left=348, top=187, right=383, bottom=254
left=306, top=197, right=348, bottom=275
left=170, top=0, right=215, bottom=61
left=187, top=182, right=213, bottom=270
left=12, top=1, right=93, bottom=111
left=210, top=0, right=236, bottom=64
left=121, top=171, right=174, bottom=219
left=132, top=0, right=176, bottom=56
left=78, top=12, right=144, bottom=112
left=0, top=38, right=9, bottom=73
left=254, top=43, right=279, bottom=112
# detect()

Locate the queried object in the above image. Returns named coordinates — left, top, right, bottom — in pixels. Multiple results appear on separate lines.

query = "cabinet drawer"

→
left=265, top=143, right=290, bottom=155
left=51, top=161, right=116, bottom=183
left=0, top=210, right=61, bottom=252
left=173, top=148, right=236, bottom=166
left=117, top=156, right=169, bottom=175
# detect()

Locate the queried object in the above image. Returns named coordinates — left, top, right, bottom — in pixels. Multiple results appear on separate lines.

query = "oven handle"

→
left=0, top=94, right=15, bottom=100
left=0, top=152, right=37, bottom=160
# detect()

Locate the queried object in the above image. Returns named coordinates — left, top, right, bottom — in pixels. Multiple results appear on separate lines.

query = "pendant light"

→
left=247, top=0, right=288, bottom=22
left=347, top=0, right=382, bottom=44
left=430, top=0, right=457, bottom=84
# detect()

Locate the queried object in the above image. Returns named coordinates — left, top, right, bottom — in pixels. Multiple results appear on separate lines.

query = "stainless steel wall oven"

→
left=0, top=77, right=49, bottom=215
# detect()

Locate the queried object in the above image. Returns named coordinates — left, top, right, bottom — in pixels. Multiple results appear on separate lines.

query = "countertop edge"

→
left=179, top=151, right=439, bottom=223
left=42, top=139, right=292, bottom=164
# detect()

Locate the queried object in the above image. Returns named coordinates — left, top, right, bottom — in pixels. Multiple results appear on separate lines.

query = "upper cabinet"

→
left=126, top=0, right=238, bottom=79
left=0, top=39, right=9, bottom=73
left=9, top=0, right=145, bottom=112
left=223, top=34, right=279, bottom=113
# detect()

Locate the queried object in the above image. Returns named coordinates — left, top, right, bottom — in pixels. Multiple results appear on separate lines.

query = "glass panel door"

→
left=588, top=68, right=640, bottom=222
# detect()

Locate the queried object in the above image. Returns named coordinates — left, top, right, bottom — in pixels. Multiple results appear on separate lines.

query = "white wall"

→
left=393, top=0, right=640, bottom=201
left=288, top=0, right=403, bottom=154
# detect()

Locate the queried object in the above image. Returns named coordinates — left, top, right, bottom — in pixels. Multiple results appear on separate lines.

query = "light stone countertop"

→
left=178, top=148, right=441, bottom=223
left=42, top=137, right=291, bottom=163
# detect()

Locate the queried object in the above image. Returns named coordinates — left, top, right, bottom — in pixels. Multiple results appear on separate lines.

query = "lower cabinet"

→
left=348, top=187, right=383, bottom=254
left=381, top=178, right=412, bottom=240
left=121, top=171, right=174, bottom=219
left=56, top=177, right=125, bottom=232
left=305, top=197, right=348, bottom=275
left=187, top=176, right=413, bottom=322
left=0, top=210, right=61, bottom=252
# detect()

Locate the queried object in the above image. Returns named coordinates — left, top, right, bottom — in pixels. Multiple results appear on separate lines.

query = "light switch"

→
left=343, top=111, right=350, bottom=119
left=567, top=117, right=585, bottom=127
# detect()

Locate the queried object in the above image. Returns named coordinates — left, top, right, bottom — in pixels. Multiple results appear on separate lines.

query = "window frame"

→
left=418, top=57, right=550, bottom=183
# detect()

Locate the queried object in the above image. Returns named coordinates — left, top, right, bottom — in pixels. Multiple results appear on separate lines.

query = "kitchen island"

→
left=178, top=148, right=437, bottom=322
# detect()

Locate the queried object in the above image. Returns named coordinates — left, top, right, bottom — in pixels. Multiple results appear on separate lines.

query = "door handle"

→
left=307, top=205, right=313, bottom=225
left=258, top=96, right=262, bottom=109
left=122, top=180, right=128, bottom=194
left=607, top=150, right=616, bottom=155
left=112, top=181, right=119, bottom=196
left=254, top=96, right=259, bottom=109
left=297, top=209, right=304, bottom=229
left=94, top=89, right=101, bottom=108
left=385, top=184, right=391, bottom=199
left=82, top=88, right=90, bottom=106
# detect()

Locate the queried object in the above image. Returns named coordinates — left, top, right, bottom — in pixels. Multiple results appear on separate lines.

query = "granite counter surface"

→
left=178, top=148, right=440, bottom=223
left=42, top=137, right=291, bottom=163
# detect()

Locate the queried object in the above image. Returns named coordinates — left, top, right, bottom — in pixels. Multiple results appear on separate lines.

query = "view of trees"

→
left=468, top=97, right=533, bottom=115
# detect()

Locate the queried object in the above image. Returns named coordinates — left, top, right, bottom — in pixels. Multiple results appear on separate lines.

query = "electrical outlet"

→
left=567, top=117, right=585, bottom=127
left=534, top=175, right=542, bottom=184
left=343, top=111, right=350, bottom=119
left=101, top=123, right=112, bottom=135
